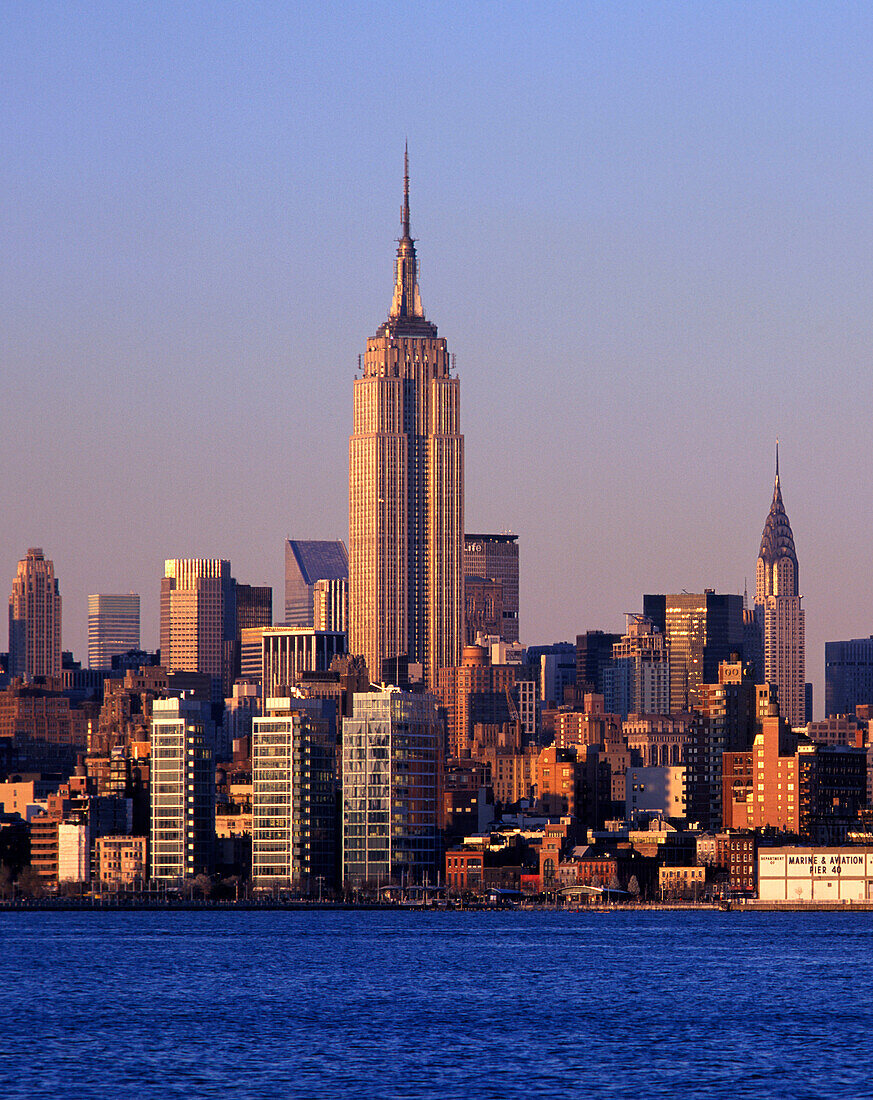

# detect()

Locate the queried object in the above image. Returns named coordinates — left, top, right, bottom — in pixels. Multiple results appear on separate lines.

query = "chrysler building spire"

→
left=757, top=441, right=798, bottom=598
left=754, top=446, right=806, bottom=726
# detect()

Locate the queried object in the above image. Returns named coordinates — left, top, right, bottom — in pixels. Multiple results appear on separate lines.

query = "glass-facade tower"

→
left=150, top=696, right=215, bottom=882
left=251, top=697, right=336, bottom=892
left=342, top=689, right=442, bottom=887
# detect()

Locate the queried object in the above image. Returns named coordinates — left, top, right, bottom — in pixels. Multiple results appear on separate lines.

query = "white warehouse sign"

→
left=758, top=848, right=873, bottom=902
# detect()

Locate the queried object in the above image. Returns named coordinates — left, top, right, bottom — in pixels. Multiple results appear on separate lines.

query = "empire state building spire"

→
left=383, top=146, right=434, bottom=336
left=350, top=149, right=464, bottom=688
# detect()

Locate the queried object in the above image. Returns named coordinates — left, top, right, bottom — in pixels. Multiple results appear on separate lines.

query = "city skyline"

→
left=3, top=6, right=873, bottom=713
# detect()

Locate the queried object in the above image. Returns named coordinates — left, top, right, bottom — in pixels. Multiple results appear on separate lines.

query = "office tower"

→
left=313, top=577, right=348, bottom=633
left=342, top=688, right=443, bottom=887
left=826, top=637, right=873, bottom=717
left=260, top=626, right=348, bottom=701
left=349, top=152, right=464, bottom=688
left=251, top=697, right=336, bottom=892
left=754, top=448, right=806, bottom=727
left=285, top=540, right=348, bottom=628
left=8, top=548, right=62, bottom=682
left=576, top=630, right=621, bottom=696
left=643, top=591, right=744, bottom=714
left=700, top=657, right=773, bottom=752
left=464, top=534, right=519, bottom=642
left=87, top=594, right=140, bottom=670
left=160, top=559, right=236, bottom=702
left=150, top=695, right=215, bottom=881
left=603, top=615, right=670, bottom=718
left=236, top=584, right=272, bottom=633
left=742, top=581, right=764, bottom=683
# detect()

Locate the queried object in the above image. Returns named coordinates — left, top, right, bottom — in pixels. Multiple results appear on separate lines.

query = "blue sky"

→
left=2, top=2, right=873, bottom=712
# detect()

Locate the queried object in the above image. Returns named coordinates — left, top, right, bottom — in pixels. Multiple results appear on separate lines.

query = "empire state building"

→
left=349, top=151, right=464, bottom=687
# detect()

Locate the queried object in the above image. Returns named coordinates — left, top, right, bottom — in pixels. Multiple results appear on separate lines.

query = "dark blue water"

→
left=1, top=909, right=871, bottom=1098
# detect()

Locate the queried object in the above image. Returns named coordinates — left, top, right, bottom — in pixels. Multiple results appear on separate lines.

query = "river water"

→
left=1, top=908, right=870, bottom=1098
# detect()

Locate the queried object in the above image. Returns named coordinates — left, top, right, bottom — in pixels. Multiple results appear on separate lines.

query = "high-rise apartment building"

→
left=8, top=548, right=62, bottom=682
left=575, top=630, right=621, bottom=696
left=251, top=697, right=336, bottom=893
left=603, top=615, right=670, bottom=718
left=149, top=695, right=215, bottom=881
left=342, top=688, right=443, bottom=887
left=464, top=534, right=519, bottom=642
left=754, top=448, right=806, bottom=727
left=284, top=540, right=348, bottom=629
left=826, top=636, right=873, bottom=717
left=87, top=594, right=140, bottom=670
left=349, top=152, right=464, bottom=688
left=722, top=710, right=865, bottom=841
left=643, top=591, right=744, bottom=714
left=437, top=643, right=520, bottom=759
left=160, top=559, right=236, bottom=702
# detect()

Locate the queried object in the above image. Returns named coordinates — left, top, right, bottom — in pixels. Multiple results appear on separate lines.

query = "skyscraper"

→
left=160, top=559, right=236, bottom=702
left=284, top=540, right=348, bottom=628
left=825, top=636, right=873, bottom=717
left=150, top=695, right=215, bottom=881
left=464, top=534, right=519, bottom=642
left=643, top=591, right=744, bottom=714
left=87, top=594, right=140, bottom=670
left=603, top=615, right=670, bottom=718
left=342, top=688, right=442, bottom=887
left=755, top=447, right=806, bottom=727
left=349, top=150, right=464, bottom=687
left=8, top=548, right=62, bottom=682
left=252, top=696, right=336, bottom=893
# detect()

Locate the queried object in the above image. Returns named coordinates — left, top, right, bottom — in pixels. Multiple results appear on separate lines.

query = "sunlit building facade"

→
left=464, top=534, right=519, bottom=642
left=87, top=593, right=140, bottom=670
left=160, top=559, right=236, bottom=702
left=149, top=696, right=215, bottom=882
left=8, top=547, right=62, bottom=682
left=251, top=697, right=336, bottom=892
left=349, top=152, right=464, bottom=687
left=643, top=591, right=744, bottom=714
left=755, top=448, right=806, bottom=727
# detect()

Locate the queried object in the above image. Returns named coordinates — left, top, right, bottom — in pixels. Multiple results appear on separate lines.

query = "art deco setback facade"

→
left=755, top=448, right=806, bottom=727
left=8, top=548, right=62, bottom=682
left=349, top=152, right=463, bottom=688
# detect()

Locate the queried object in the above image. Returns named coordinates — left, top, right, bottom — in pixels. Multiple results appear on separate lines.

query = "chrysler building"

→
left=755, top=445, right=806, bottom=726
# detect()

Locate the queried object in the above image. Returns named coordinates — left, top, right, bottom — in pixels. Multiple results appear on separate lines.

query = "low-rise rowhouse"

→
left=659, top=865, right=705, bottom=895
left=758, top=847, right=873, bottom=902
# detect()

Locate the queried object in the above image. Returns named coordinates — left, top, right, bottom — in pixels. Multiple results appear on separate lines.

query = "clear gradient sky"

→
left=2, top=3, right=872, bottom=715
